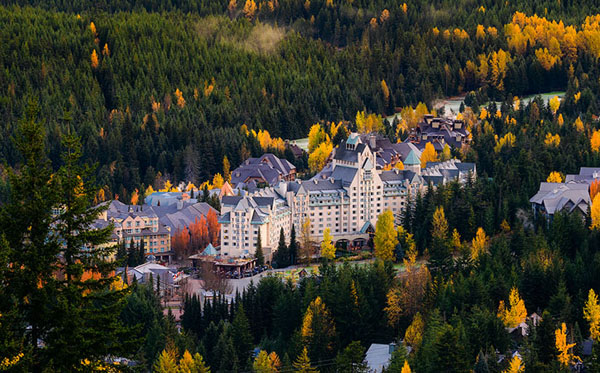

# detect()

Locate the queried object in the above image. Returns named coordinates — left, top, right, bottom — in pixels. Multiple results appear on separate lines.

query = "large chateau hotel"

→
left=219, top=132, right=476, bottom=258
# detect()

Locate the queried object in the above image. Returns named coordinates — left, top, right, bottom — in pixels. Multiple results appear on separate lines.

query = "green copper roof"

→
left=404, top=150, right=420, bottom=166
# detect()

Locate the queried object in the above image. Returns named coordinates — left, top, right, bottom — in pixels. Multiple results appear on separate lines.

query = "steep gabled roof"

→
left=404, top=150, right=420, bottom=166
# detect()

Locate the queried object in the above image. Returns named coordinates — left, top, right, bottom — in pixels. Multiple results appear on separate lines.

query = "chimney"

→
left=369, top=134, right=376, bottom=149
left=389, top=342, right=396, bottom=354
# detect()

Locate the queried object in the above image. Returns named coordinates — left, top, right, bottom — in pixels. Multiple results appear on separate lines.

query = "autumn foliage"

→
left=498, top=287, right=527, bottom=328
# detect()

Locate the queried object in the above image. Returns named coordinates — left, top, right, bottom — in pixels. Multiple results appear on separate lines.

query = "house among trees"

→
left=230, top=153, right=296, bottom=189
left=406, top=114, right=471, bottom=151
left=530, top=167, right=600, bottom=220
left=93, top=199, right=219, bottom=264
left=359, top=132, right=422, bottom=169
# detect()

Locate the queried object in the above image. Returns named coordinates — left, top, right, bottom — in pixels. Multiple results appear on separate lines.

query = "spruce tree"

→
left=231, top=305, right=253, bottom=368
left=277, top=228, right=288, bottom=267
left=255, top=230, right=264, bottom=266
left=139, top=237, right=146, bottom=264
left=289, top=224, right=297, bottom=265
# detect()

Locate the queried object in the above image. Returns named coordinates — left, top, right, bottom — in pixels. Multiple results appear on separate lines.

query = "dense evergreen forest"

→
left=4, top=1, right=600, bottom=372
left=2, top=0, right=600, bottom=199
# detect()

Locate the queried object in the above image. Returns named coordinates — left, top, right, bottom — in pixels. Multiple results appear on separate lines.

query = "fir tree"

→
left=289, top=224, right=297, bottom=265
left=255, top=230, right=264, bottom=266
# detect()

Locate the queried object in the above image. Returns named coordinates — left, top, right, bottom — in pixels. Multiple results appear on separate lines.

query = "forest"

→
left=3, top=0, right=600, bottom=372
left=2, top=0, right=600, bottom=200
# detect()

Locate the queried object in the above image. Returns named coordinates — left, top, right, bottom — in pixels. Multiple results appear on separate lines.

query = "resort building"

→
left=219, top=133, right=476, bottom=259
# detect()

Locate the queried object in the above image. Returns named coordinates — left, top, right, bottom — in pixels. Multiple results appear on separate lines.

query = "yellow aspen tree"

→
left=89, top=21, right=97, bottom=35
left=513, top=96, right=520, bottom=111
left=574, top=117, right=585, bottom=132
left=574, top=91, right=581, bottom=103
left=395, top=161, right=404, bottom=170
left=320, top=228, right=336, bottom=260
left=178, top=350, right=195, bottom=372
left=549, top=96, right=560, bottom=115
left=175, top=88, right=186, bottom=108
left=557, top=113, right=564, bottom=126
left=503, top=354, right=524, bottom=373
left=544, top=133, right=561, bottom=147
left=374, top=210, right=397, bottom=261
left=243, top=0, right=257, bottom=20
left=547, top=171, right=563, bottom=183
left=102, top=43, right=110, bottom=57
left=212, top=173, right=224, bottom=189
left=401, top=3, right=407, bottom=13
left=308, top=141, right=332, bottom=173
left=471, top=227, right=489, bottom=260
left=479, top=108, right=489, bottom=120
left=401, top=360, right=411, bottom=373
left=420, top=142, right=439, bottom=168
left=498, top=287, right=527, bottom=328
left=144, top=185, right=155, bottom=197
left=476, top=25, right=485, bottom=39
left=591, top=130, right=600, bottom=152
left=584, top=289, right=600, bottom=341
left=591, top=194, right=600, bottom=230
left=555, top=322, right=578, bottom=367
left=90, top=50, right=99, bottom=69
left=404, top=312, right=425, bottom=350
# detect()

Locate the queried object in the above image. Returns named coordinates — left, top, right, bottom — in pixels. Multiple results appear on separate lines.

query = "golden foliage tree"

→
left=243, top=0, right=257, bottom=19
left=293, top=347, right=317, bottom=373
left=584, top=289, right=600, bottom=341
left=591, top=130, right=600, bottom=152
left=308, top=141, right=332, bottom=173
left=547, top=171, right=563, bottom=183
left=494, top=132, right=516, bottom=153
left=503, top=354, right=524, bottom=373
left=420, top=142, right=438, bottom=168
left=591, top=194, right=600, bottom=230
left=212, top=173, right=224, bottom=189
left=498, top=287, right=527, bottom=328
left=253, top=350, right=281, bottom=373
left=574, top=116, right=584, bottom=132
left=130, top=188, right=139, bottom=205
left=432, top=206, right=448, bottom=242
left=544, top=133, right=561, bottom=147
left=549, top=95, right=561, bottom=115
left=144, top=185, right=155, bottom=197
left=401, top=360, right=411, bottom=373
left=476, top=24, right=485, bottom=39
left=308, top=124, right=329, bottom=153
left=404, top=312, right=425, bottom=351
left=471, top=227, right=489, bottom=260
left=300, top=218, right=313, bottom=264
left=301, top=297, right=336, bottom=360
left=385, top=288, right=402, bottom=328
left=102, top=43, right=110, bottom=57
left=355, top=111, right=384, bottom=133
left=175, top=88, right=186, bottom=108
left=320, top=228, right=335, bottom=260
left=380, top=9, right=390, bottom=23
left=223, top=156, right=231, bottom=182
left=591, top=180, right=600, bottom=200
left=374, top=210, right=397, bottom=261
left=153, top=348, right=178, bottom=373
left=381, top=79, right=390, bottom=104
left=90, top=49, right=99, bottom=69
left=555, top=322, right=578, bottom=367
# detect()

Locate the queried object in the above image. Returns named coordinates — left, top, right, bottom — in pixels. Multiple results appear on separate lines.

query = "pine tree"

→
left=40, top=130, right=134, bottom=368
left=276, top=228, right=288, bottom=267
left=231, top=305, right=253, bottom=366
left=139, top=237, right=146, bottom=264
left=255, top=230, right=265, bottom=266
left=289, top=224, right=297, bottom=265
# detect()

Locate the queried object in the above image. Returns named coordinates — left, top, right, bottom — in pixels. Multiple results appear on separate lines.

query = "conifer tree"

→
left=255, top=230, right=265, bottom=266
left=288, top=224, right=297, bottom=265
left=293, top=347, right=318, bottom=373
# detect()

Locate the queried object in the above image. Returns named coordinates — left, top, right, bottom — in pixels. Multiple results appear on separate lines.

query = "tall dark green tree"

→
left=289, top=224, right=297, bottom=265
left=255, top=230, right=264, bottom=266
